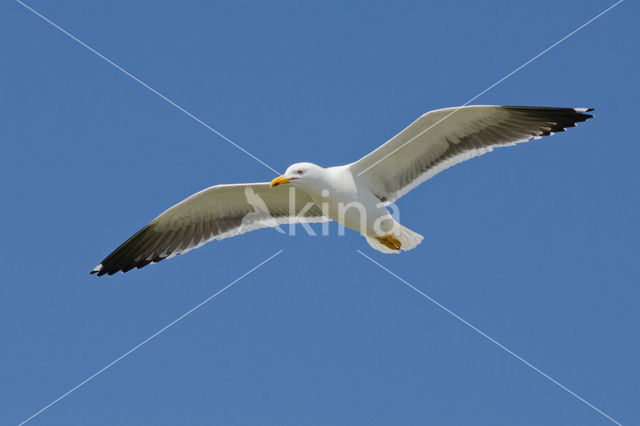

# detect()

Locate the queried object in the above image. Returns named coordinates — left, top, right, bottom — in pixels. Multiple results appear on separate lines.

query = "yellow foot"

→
left=376, top=234, right=402, bottom=251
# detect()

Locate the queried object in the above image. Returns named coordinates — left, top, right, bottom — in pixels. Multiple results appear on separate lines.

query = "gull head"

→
left=270, top=162, right=326, bottom=190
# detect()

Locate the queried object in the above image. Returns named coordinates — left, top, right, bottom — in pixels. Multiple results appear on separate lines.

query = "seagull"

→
left=91, top=105, right=593, bottom=276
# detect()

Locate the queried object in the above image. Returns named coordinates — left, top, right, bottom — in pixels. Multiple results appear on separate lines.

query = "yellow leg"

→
left=376, top=234, right=402, bottom=251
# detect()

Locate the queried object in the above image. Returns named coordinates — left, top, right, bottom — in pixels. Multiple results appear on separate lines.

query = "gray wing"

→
left=349, top=106, right=594, bottom=203
left=91, top=183, right=325, bottom=276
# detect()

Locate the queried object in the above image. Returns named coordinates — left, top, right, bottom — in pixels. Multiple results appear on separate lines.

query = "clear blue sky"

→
left=2, top=1, right=638, bottom=425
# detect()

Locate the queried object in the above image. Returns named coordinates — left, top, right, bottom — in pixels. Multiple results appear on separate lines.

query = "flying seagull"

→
left=91, top=105, right=593, bottom=276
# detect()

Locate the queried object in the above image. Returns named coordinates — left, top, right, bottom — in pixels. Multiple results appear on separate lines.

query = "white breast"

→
left=309, top=166, right=396, bottom=236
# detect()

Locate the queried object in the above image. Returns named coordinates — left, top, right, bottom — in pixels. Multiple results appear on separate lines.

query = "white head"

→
left=270, top=162, right=326, bottom=191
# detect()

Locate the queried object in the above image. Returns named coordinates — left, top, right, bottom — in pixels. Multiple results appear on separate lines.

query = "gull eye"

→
left=297, top=169, right=304, bottom=175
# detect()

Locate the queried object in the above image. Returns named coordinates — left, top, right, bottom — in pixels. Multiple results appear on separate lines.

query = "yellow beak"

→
left=270, top=175, right=292, bottom=187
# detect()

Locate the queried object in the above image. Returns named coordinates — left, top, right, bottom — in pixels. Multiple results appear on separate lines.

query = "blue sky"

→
left=2, top=0, right=638, bottom=424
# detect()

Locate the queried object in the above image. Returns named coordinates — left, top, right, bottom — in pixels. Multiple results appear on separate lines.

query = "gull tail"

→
left=365, top=224, right=424, bottom=254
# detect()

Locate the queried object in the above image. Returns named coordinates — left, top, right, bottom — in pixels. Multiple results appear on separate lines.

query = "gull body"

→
left=91, top=105, right=594, bottom=275
left=273, top=163, right=400, bottom=242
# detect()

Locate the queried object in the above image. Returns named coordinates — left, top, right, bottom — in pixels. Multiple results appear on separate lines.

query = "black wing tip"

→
left=574, top=107, right=595, bottom=119
left=505, top=105, right=594, bottom=115
left=90, top=265, right=137, bottom=277
left=90, top=224, right=158, bottom=277
left=89, top=259, right=150, bottom=277
left=90, top=223, right=179, bottom=277
left=506, top=106, right=595, bottom=130
left=90, top=265, right=110, bottom=277
left=90, top=257, right=172, bottom=277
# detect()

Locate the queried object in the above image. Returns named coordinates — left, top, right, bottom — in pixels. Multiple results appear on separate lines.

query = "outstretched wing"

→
left=350, top=106, right=594, bottom=203
left=91, top=183, right=325, bottom=276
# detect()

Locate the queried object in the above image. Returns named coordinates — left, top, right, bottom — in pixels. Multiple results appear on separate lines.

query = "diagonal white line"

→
left=357, top=250, right=622, bottom=426
left=357, top=0, right=624, bottom=177
left=15, top=0, right=280, bottom=175
left=17, top=249, right=284, bottom=426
